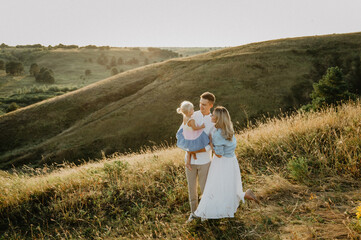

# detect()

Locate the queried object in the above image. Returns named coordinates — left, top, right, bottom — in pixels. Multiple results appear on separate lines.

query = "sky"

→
left=1, top=0, right=361, bottom=47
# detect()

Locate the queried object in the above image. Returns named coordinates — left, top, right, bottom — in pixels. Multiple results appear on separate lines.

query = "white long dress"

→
left=194, top=129, right=245, bottom=219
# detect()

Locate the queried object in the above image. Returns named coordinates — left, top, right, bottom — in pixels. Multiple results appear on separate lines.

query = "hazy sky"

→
left=1, top=0, right=361, bottom=47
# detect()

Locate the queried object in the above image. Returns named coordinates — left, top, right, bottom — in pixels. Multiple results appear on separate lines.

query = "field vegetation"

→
left=1, top=101, right=360, bottom=239
left=0, top=32, right=361, bottom=170
left=0, top=45, right=192, bottom=114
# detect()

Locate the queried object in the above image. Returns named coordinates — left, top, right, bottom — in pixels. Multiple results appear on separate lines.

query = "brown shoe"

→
left=245, top=189, right=260, bottom=204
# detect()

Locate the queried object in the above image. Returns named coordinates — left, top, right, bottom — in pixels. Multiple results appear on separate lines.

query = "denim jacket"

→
left=211, top=128, right=236, bottom=158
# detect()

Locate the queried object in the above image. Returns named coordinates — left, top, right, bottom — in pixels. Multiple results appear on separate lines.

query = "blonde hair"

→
left=177, top=101, right=194, bottom=115
left=213, top=106, right=234, bottom=141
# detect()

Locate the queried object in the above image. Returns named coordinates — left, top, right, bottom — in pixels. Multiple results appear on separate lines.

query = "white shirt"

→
left=183, top=110, right=215, bottom=165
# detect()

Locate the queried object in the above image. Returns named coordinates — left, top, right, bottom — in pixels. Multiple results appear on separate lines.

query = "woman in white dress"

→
left=194, top=106, right=258, bottom=219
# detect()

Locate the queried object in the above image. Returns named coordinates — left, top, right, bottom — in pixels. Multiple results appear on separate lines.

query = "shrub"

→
left=111, top=67, right=118, bottom=75
left=287, top=157, right=310, bottom=183
left=35, top=67, right=55, bottom=84
left=126, top=57, right=139, bottom=65
left=6, top=102, right=20, bottom=113
left=97, top=54, right=108, bottom=65
left=54, top=44, right=78, bottom=49
left=110, top=56, right=117, bottom=67
left=85, top=69, right=91, bottom=76
left=117, top=57, right=123, bottom=65
left=5, top=61, right=24, bottom=75
left=83, top=45, right=97, bottom=49
left=29, top=63, right=40, bottom=76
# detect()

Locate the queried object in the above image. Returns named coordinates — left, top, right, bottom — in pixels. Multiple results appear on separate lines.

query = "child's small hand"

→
left=201, top=123, right=205, bottom=128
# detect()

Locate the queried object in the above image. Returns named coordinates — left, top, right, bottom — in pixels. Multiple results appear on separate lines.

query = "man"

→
left=184, top=92, right=216, bottom=223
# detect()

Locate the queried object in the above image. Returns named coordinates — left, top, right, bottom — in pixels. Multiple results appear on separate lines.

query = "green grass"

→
left=1, top=102, right=360, bottom=239
left=0, top=47, right=189, bottom=108
left=0, top=47, right=215, bottom=115
left=0, top=85, right=80, bottom=113
left=1, top=32, right=361, bottom=169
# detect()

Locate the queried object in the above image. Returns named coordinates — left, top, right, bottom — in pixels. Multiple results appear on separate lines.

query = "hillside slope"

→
left=1, top=32, right=361, bottom=169
left=1, top=101, right=360, bottom=239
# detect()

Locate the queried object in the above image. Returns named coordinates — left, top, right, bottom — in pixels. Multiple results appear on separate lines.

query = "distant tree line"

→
left=0, top=43, right=112, bottom=50
left=96, top=54, right=140, bottom=69
left=147, top=47, right=179, bottom=58
left=15, top=44, right=44, bottom=49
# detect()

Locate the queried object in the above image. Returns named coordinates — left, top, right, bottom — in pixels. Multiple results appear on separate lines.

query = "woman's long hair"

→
left=213, top=106, right=234, bottom=141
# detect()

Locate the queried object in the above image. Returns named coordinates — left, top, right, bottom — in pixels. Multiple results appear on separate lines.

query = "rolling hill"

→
left=1, top=101, right=360, bottom=239
left=0, top=46, right=189, bottom=114
left=1, top=32, right=361, bottom=169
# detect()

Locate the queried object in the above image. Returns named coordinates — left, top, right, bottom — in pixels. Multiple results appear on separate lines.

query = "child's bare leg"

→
left=186, top=152, right=192, bottom=170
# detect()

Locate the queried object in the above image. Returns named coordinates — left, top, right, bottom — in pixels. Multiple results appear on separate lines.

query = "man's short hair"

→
left=200, top=92, right=215, bottom=104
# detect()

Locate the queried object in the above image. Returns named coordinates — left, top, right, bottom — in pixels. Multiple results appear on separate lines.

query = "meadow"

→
left=1, top=32, right=361, bottom=169
left=1, top=101, right=360, bottom=239
left=0, top=47, right=215, bottom=114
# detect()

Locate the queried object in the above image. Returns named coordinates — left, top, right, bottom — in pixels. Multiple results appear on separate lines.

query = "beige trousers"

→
left=185, top=162, right=211, bottom=213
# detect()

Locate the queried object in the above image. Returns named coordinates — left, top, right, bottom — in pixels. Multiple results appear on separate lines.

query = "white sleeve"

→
left=193, top=112, right=203, bottom=126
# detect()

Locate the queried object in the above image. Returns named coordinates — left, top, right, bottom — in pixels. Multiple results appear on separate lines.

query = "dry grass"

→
left=1, top=101, right=361, bottom=239
left=236, top=100, right=361, bottom=179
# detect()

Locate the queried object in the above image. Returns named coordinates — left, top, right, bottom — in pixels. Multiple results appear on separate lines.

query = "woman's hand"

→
left=211, top=149, right=222, bottom=158
left=186, top=161, right=192, bottom=171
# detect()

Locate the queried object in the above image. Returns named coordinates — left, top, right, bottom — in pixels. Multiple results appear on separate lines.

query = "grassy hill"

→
left=1, top=101, right=360, bottom=239
left=1, top=32, right=361, bottom=169
left=0, top=46, right=201, bottom=114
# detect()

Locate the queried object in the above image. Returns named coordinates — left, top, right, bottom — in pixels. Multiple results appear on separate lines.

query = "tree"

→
left=5, top=61, right=24, bottom=75
left=35, top=67, right=55, bottom=84
left=29, top=63, right=40, bottom=76
left=110, top=56, right=117, bottom=67
left=111, top=67, right=118, bottom=75
left=85, top=69, right=91, bottom=76
left=126, top=57, right=139, bottom=65
left=303, top=66, right=356, bottom=110
left=97, top=54, right=108, bottom=65
left=117, top=57, right=123, bottom=65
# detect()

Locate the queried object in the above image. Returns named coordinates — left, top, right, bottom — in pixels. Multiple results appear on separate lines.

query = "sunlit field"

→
left=1, top=101, right=360, bottom=239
